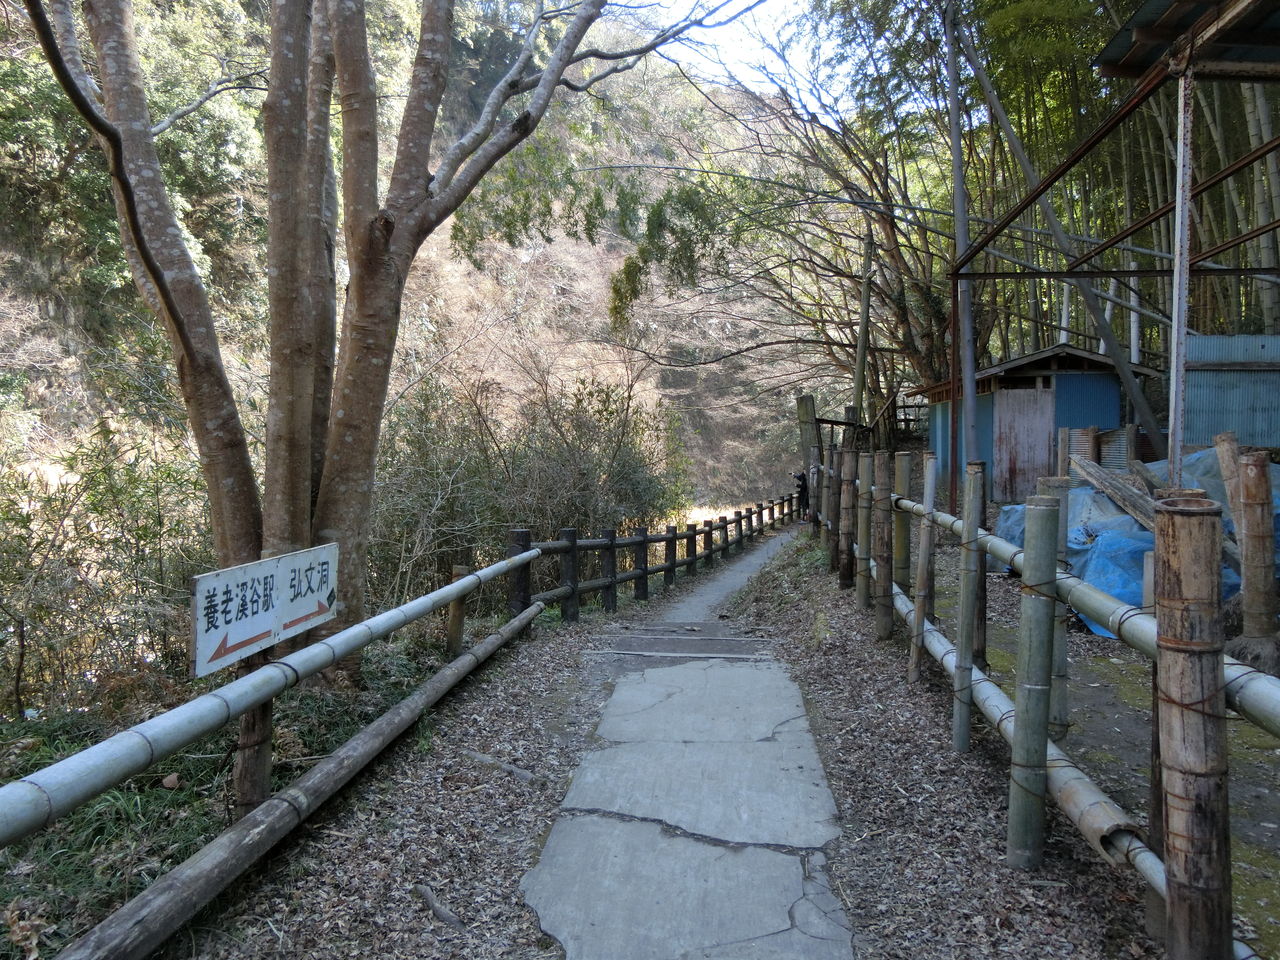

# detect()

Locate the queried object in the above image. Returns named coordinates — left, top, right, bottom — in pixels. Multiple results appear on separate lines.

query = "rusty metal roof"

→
left=1095, top=0, right=1280, bottom=80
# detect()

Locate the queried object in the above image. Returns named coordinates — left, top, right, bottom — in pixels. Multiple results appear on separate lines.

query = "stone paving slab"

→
left=563, top=738, right=838, bottom=847
left=520, top=815, right=850, bottom=960
left=597, top=660, right=807, bottom=744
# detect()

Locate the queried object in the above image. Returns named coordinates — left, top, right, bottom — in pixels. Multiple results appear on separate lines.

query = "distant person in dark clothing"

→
left=794, top=471, right=810, bottom=518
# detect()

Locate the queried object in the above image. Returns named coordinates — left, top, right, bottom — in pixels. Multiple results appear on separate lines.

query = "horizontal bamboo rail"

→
left=0, top=549, right=540, bottom=848
left=56, top=601, right=547, bottom=960
left=877, top=560, right=1260, bottom=960
left=890, top=494, right=1280, bottom=741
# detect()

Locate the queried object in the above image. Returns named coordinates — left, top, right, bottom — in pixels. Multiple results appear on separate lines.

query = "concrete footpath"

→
left=521, top=531, right=855, bottom=959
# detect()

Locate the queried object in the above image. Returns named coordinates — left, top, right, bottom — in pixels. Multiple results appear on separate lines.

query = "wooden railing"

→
left=508, top=496, right=797, bottom=621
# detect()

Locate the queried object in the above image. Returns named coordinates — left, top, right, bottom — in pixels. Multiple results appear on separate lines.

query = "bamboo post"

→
left=1057, top=426, right=1071, bottom=477
left=1037, top=475, right=1073, bottom=741
left=1214, top=431, right=1243, bottom=534
left=559, top=528, right=579, bottom=622
left=1239, top=450, right=1277, bottom=640
left=828, top=450, right=843, bottom=573
left=632, top=527, right=649, bottom=601
left=856, top=451, right=873, bottom=608
left=663, top=525, right=676, bottom=588
left=909, top=453, right=938, bottom=683
left=1155, top=498, right=1232, bottom=960
left=602, top=529, right=618, bottom=612
left=1007, top=494, right=1060, bottom=869
left=894, top=451, right=912, bottom=590
left=508, top=528, right=532, bottom=618
left=954, top=462, right=984, bottom=751
left=972, top=462, right=989, bottom=671
left=733, top=510, right=744, bottom=552
left=445, top=565, right=469, bottom=657
left=685, top=522, right=698, bottom=575
left=1143, top=549, right=1166, bottom=940
left=839, top=447, right=856, bottom=590
left=703, top=519, right=715, bottom=570
left=874, top=451, right=894, bottom=641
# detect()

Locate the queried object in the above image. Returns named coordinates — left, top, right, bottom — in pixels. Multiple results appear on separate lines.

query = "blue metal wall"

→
left=1054, top=373, right=1122, bottom=430
left=1185, top=335, right=1280, bottom=447
left=929, top=392, right=994, bottom=482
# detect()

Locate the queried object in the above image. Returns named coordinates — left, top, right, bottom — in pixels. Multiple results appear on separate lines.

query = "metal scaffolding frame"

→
left=948, top=0, right=1280, bottom=491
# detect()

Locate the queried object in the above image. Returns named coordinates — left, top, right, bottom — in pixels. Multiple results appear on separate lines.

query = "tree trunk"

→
left=82, top=0, right=261, bottom=567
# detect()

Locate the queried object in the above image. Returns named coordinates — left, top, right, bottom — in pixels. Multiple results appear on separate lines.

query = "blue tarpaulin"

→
left=992, top=449, right=1273, bottom=637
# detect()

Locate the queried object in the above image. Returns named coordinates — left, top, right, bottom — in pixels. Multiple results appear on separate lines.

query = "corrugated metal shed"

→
left=1055, top=373, right=1123, bottom=432
left=925, top=346, right=1154, bottom=501
left=1184, top=335, right=1280, bottom=447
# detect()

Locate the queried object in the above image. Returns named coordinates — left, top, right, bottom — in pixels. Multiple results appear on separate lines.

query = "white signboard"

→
left=190, top=543, right=339, bottom=677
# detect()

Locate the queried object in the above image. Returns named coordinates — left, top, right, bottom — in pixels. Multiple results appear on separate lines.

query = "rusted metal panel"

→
left=1099, top=429, right=1131, bottom=473
left=1184, top=335, right=1280, bottom=447
left=993, top=381, right=1055, bottom=501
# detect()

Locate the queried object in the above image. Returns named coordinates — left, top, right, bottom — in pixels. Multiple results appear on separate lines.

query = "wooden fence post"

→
left=768, top=498, right=777, bottom=528
left=702, top=519, right=714, bottom=569
left=839, top=448, right=856, bottom=590
left=559, top=528, right=579, bottom=622
left=746, top=508, right=755, bottom=542
left=1037, top=475, right=1073, bottom=741
left=715, top=516, right=727, bottom=558
left=733, top=510, right=744, bottom=551
left=1007, top=495, right=1059, bottom=869
left=954, top=462, right=983, bottom=751
left=509, top=528, right=532, bottom=618
left=809, top=444, right=823, bottom=539
left=602, top=529, right=618, bottom=612
left=685, top=522, right=698, bottom=575
left=1239, top=450, right=1277, bottom=643
left=633, top=527, right=649, bottom=602
left=233, top=660, right=273, bottom=820
left=664, top=525, right=677, bottom=588
left=874, top=451, right=894, bottom=642
left=856, top=451, right=873, bottom=608
left=1057, top=426, right=1071, bottom=477
left=828, top=450, right=843, bottom=573
left=893, top=451, right=912, bottom=590
left=445, top=565, right=469, bottom=657
left=1155, top=497, right=1232, bottom=960
left=822, top=443, right=837, bottom=548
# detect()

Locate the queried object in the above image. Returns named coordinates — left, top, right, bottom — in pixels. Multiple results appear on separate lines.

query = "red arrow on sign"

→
left=283, top=600, right=330, bottom=631
left=208, top=628, right=273, bottom=665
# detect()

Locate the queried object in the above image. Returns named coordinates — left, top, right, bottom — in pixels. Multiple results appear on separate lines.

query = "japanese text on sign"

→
left=190, top=543, right=338, bottom=677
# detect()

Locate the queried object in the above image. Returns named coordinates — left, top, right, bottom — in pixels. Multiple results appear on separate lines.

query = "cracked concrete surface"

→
left=520, top=530, right=854, bottom=960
